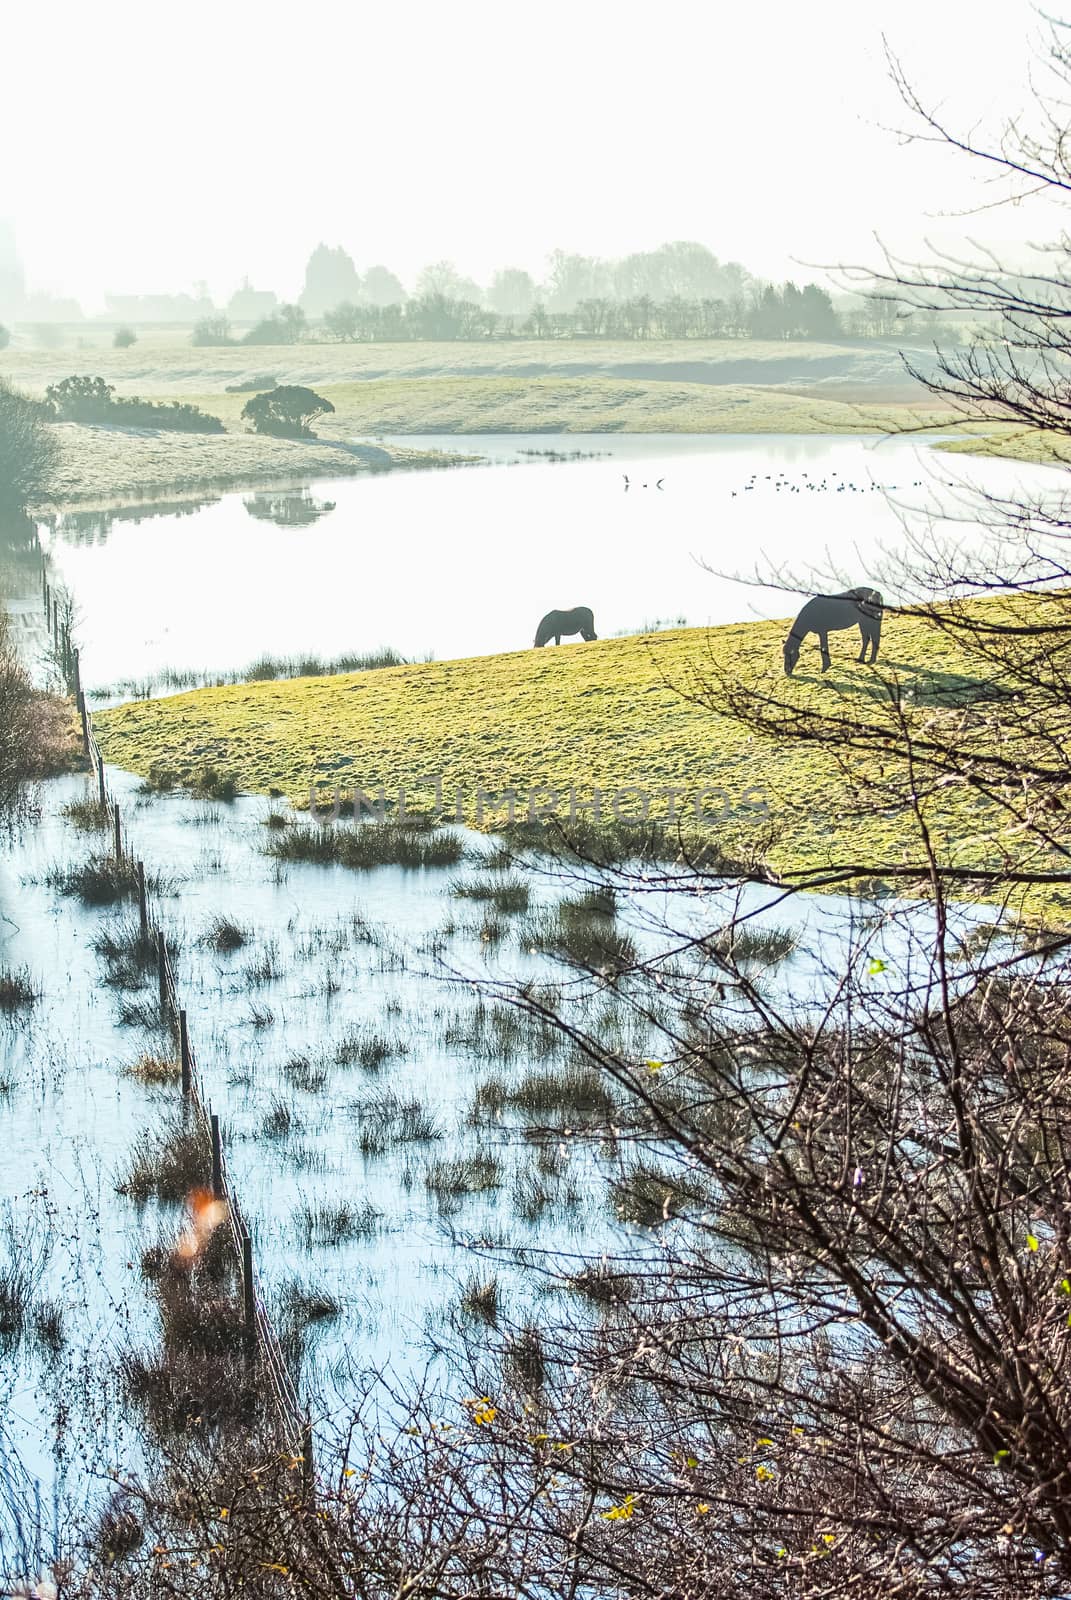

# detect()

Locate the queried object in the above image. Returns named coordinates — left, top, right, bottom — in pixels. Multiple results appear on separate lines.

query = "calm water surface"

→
left=35, top=432, right=1066, bottom=692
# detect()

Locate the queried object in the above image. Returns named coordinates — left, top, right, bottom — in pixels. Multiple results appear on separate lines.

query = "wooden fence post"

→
left=242, top=1231, right=255, bottom=1352
left=112, top=801, right=122, bottom=862
left=96, top=754, right=106, bottom=808
left=301, top=1419, right=315, bottom=1502
left=179, top=1009, right=191, bottom=1096
left=137, top=861, right=148, bottom=941
left=157, top=929, right=169, bottom=1012
left=210, top=1114, right=223, bottom=1200
left=77, top=691, right=89, bottom=756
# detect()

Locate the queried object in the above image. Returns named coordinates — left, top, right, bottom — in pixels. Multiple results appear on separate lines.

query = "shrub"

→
left=113, top=325, right=137, bottom=348
left=240, top=384, right=335, bottom=439
left=45, top=374, right=224, bottom=433
left=0, top=378, right=56, bottom=509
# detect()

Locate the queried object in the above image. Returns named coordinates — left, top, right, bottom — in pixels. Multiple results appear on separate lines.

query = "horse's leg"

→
left=870, top=624, right=881, bottom=663
left=818, top=631, right=831, bottom=672
left=554, top=635, right=560, bottom=646
left=858, top=623, right=867, bottom=662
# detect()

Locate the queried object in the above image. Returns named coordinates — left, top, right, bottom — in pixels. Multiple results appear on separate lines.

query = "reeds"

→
left=117, top=1119, right=211, bottom=1203
left=0, top=965, right=40, bottom=1012
left=267, top=821, right=464, bottom=870
left=46, top=853, right=141, bottom=905
left=352, top=1091, right=439, bottom=1155
left=450, top=873, right=531, bottom=914
left=199, top=915, right=249, bottom=951
left=296, top=1199, right=382, bottom=1245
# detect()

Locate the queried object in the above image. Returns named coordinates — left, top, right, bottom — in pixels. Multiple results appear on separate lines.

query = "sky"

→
left=1, top=0, right=1060, bottom=309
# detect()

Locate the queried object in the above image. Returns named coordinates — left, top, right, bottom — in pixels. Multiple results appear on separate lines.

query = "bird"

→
left=655, top=478, right=664, bottom=489
left=623, top=474, right=630, bottom=490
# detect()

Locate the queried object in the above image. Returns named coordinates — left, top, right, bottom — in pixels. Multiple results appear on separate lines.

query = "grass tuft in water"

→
left=450, top=873, right=531, bottom=914
left=610, top=1163, right=710, bottom=1228
left=352, top=1091, right=440, bottom=1155
left=62, top=796, right=111, bottom=832
left=460, top=1273, right=499, bottom=1326
left=0, top=966, right=40, bottom=1012
left=267, top=821, right=464, bottom=870
left=296, top=1199, right=382, bottom=1246
left=92, top=917, right=157, bottom=989
left=262, top=1095, right=301, bottom=1140
left=333, top=1028, right=408, bottom=1071
left=117, top=1119, right=211, bottom=1204
left=199, top=915, right=249, bottom=952
left=425, top=1153, right=503, bottom=1197
left=121, top=1051, right=181, bottom=1086
left=46, top=853, right=141, bottom=906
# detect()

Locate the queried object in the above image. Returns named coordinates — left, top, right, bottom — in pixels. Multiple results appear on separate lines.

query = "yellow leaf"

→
left=755, top=1464, right=775, bottom=1482
left=696, top=1502, right=711, bottom=1515
left=602, top=1493, right=639, bottom=1521
left=645, top=1059, right=663, bottom=1073
left=219, top=1509, right=228, bottom=1520
left=1027, top=1233, right=1040, bottom=1252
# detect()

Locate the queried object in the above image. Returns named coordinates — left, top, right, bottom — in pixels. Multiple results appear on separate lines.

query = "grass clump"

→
left=333, top=1028, right=408, bottom=1071
left=283, top=1053, right=328, bottom=1093
left=568, top=1263, right=636, bottom=1305
left=62, top=796, right=111, bottom=832
left=91, top=917, right=156, bottom=988
left=277, top=1277, right=341, bottom=1325
left=450, top=873, right=531, bottom=914
left=296, top=1199, right=382, bottom=1245
left=352, top=1091, right=440, bottom=1155
left=0, top=966, right=40, bottom=1012
left=46, top=853, right=140, bottom=906
left=460, top=1274, right=499, bottom=1326
left=521, top=905, right=637, bottom=974
left=199, top=915, right=249, bottom=951
left=425, top=1153, right=503, bottom=1197
left=714, top=923, right=797, bottom=965
left=508, top=1063, right=616, bottom=1124
left=610, top=1163, right=711, bottom=1228
left=117, top=1119, right=211, bottom=1203
left=262, top=1095, right=300, bottom=1140
left=120, top=1052, right=180, bottom=1086
left=267, top=821, right=464, bottom=870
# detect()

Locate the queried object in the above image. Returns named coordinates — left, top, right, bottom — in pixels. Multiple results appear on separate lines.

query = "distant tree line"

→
left=178, top=239, right=952, bottom=346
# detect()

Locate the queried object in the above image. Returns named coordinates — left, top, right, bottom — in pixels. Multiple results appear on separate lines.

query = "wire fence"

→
left=43, top=571, right=314, bottom=1495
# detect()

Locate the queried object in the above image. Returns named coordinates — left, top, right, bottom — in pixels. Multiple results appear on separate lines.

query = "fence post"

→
left=210, top=1114, right=223, bottom=1200
left=242, top=1231, right=255, bottom=1354
left=300, top=1419, right=315, bottom=1503
left=96, top=754, right=106, bottom=808
left=179, top=1009, right=191, bottom=1096
left=43, top=584, right=50, bottom=629
left=137, top=861, right=148, bottom=940
left=77, top=691, right=89, bottom=756
left=112, top=801, right=122, bottom=862
left=157, top=929, right=169, bottom=1012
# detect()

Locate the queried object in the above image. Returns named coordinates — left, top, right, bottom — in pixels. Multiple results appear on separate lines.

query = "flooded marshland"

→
left=0, top=431, right=1053, bottom=1565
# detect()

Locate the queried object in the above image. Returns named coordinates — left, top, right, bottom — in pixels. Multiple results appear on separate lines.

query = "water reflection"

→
left=244, top=489, right=338, bottom=527
left=43, top=495, right=220, bottom=548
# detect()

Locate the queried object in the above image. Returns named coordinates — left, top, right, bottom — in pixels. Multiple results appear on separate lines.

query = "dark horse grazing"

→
left=783, top=588, right=883, bottom=675
left=534, top=606, right=597, bottom=647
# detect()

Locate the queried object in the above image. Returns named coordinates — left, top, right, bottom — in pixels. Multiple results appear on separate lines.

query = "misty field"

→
left=93, top=602, right=1071, bottom=918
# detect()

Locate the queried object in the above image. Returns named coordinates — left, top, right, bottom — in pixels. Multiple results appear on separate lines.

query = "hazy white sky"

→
left=2, top=0, right=1059, bottom=307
